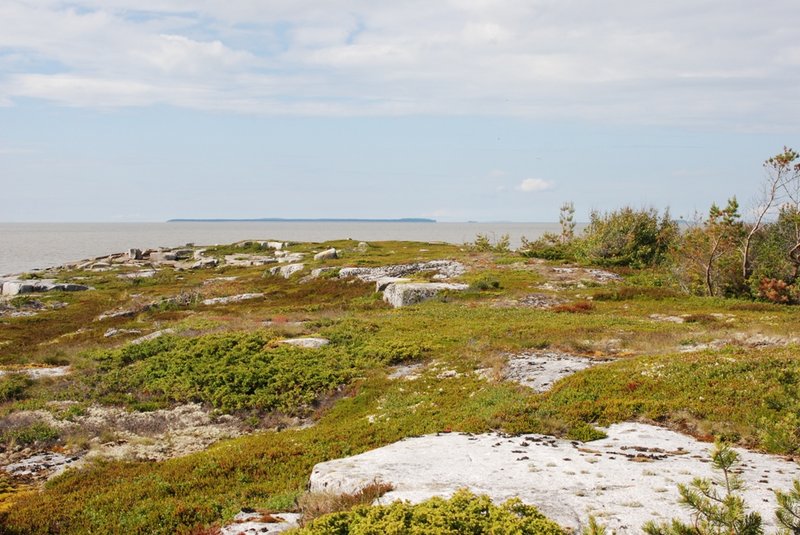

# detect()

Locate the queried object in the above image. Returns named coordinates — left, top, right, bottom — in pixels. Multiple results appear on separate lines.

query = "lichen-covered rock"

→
left=270, top=263, right=305, bottom=278
left=382, top=282, right=468, bottom=308
left=339, top=260, right=465, bottom=282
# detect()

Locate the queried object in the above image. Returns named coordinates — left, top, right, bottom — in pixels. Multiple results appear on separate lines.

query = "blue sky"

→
left=1, top=1, right=798, bottom=222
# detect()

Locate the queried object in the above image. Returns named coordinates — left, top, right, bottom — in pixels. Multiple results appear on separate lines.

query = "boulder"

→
left=270, top=263, right=304, bottom=278
left=173, top=249, right=194, bottom=260
left=382, top=282, right=468, bottom=308
left=280, top=337, right=329, bottom=349
left=126, top=249, right=143, bottom=261
left=266, top=241, right=285, bottom=250
left=314, top=248, right=338, bottom=261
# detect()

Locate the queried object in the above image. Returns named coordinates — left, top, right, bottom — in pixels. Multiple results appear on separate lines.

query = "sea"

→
left=0, top=221, right=568, bottom=276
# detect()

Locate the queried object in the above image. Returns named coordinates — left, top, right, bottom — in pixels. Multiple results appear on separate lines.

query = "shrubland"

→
left=1, top=152, right=800, bottom=533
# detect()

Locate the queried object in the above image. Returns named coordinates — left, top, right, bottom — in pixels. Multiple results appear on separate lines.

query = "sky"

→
left=0, top=1, right=798, bottom=222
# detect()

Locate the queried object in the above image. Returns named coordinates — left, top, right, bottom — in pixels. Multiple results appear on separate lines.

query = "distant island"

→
left=167, top=218, right=436, bottom=223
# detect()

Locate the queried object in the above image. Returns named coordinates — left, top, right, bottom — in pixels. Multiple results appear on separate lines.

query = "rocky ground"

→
left=2, top=239, right=799, bottom=533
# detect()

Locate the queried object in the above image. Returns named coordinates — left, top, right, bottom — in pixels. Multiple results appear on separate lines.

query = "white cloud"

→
left=0, top=1, right=798, bottom=128
left=517, top=178, right=554, bottom=192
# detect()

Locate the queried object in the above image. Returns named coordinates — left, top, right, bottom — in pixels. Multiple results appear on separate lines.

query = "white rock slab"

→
left=220, top=511, right=300, bottom=535
left=0, top=366, right=71, bottom=379
left=309, top=422, right=800, bottom=533
left=503, top=352, right=606, bottom=392
left=3, top=452, right=81, bottom=478
left=281, top=337, right=329, bottom=349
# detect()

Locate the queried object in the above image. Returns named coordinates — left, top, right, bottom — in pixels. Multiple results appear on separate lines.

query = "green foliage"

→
left=0, top=374, right=33, bottom=403
left=469, top=233, right=511, bottom=253
left=584, top=516, right=608, bottom=535
left=1, top=422, right=59, bottom=448
left=84, top=329, right=430, bottom=414
left=520, top=232, right=577, bottom=261
left=295, top=489, right=566, bottom=534
left=776, top=480, right=800, bottom=534
left=642, top=443, right=763, bottom=535
left=468, top=275, right=501, bottom=291
left=578, top=207, right=678, bottom=268
left=560, top=201, right=576, bottom=243
left=672, top=199, right=746, bottom=297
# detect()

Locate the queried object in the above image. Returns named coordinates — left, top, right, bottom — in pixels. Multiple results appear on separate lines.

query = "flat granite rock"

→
left=220, top=512, right=300, bottom=535
left=308, top=422, right=800, bottom=533
left=502, top=352, right=608, bottom=392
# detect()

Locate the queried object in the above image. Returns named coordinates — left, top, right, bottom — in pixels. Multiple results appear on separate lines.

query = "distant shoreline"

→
left=167, top=218, right=437, bottom=223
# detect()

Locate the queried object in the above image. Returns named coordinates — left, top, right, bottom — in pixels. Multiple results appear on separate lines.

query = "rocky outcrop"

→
left=201, top=293, right=263, bottom=306
left=0, top=280, right=90, bottom=296
left=382, top=282, right=468, bottom=308
left=270, top=263, right=305, bottom=278
left=314, top=248, right=339, bottom=261
left=339, top=260, right=466, bottom=282
left=308, top=422, right=800, bottom=534
left=224, top=255, right=278, bottom=267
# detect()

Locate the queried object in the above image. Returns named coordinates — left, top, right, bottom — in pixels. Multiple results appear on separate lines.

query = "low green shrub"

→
left=295, top=489, right=566, bottom=534
left=468, top=276, right=501, bottom=291
left=0, top=374, right=33, bottom=403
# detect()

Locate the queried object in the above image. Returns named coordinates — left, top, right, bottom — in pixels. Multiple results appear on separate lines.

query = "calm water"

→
left=0, top=222, right=567, bottom=275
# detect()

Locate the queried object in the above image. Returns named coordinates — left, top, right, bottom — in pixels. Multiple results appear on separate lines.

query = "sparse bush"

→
left=643, top=443, right=762, bottom=535
left=469, top=276, right=501, bottom=291
left=520, top=232, right=577, bottom=261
